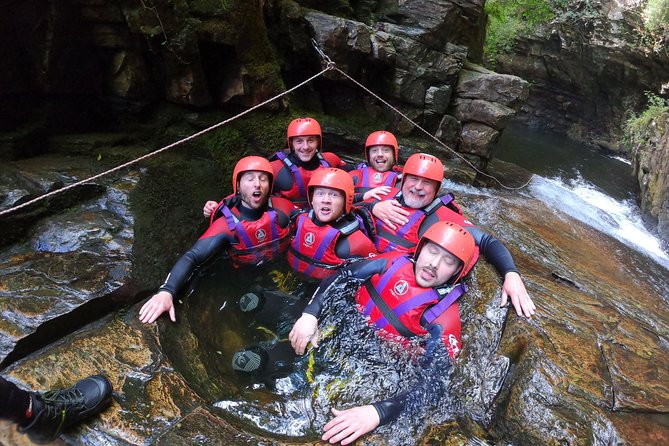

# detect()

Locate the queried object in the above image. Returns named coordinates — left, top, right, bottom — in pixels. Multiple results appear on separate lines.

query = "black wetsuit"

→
left=159, top=197, right=291, bottom=297
left=0, top=376, right=30, bottom=424
left=301, top=227, right=518, bottom=426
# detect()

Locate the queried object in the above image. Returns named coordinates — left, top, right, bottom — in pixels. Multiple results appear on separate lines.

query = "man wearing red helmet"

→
left=349, top=130, right=403, bottom=202
left=288, top=221, right=497, bottom=444
left=287, top=168, right=377, bottom=280
left=363, top=152, right=535, bottom=320
left=229, top=167, right=377, bottom=377
left=139, top=156, right=294, bottom=324
left=270, top=118, right=352, bottom=208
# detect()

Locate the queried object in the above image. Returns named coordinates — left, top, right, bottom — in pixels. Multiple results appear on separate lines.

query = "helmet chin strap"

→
left=447, top=262, right=464, bottom=286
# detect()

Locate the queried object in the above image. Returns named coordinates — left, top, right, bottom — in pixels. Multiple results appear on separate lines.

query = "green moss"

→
left=129, top=153, right=224, bottom=289
left=623, top=92, right=669, bottom=148
left=483, top=0, right=556, bottom=67
left=188, top=0, right=230, bottom=15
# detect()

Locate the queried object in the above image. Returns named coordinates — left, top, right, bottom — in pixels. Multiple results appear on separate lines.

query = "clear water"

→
left=177, top=259, right=455, bottom=443
left=495, top=121, right=638, bottom=202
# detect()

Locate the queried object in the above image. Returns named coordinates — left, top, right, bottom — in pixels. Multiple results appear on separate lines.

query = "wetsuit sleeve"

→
left=372, top=392, right=408, bottom=426
left=159, top=228, right=235, bottom=296
left=322, top=152, right=355, bottom=171
left=270, top=159, right=293, bottom=194
left=334, top=232, right=377, bottom=259
left=302, top=256, right=390, bottom=318
left=360, top=199, right=380, bottom=212
left=353, top=192, right=365, bottom=204
left=466, top=226, right=518, bottom=276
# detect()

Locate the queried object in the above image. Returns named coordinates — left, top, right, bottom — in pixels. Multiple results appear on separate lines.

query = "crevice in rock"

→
left=597, top=339, right=616, bottom=411
left=0, top=282, right=150, bottom=371
left=0, top=183, right=107, bottom=248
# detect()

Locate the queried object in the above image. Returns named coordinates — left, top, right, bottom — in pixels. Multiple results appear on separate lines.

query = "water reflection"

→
left=162, top=257, right=457, bottom=443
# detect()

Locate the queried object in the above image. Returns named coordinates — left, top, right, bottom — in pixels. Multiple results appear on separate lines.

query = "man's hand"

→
left=322, top=406, right=380, bottom=445
left=363, top=186, right=391, bottom=201
left=501, top=271, right=536, bottom=318
left=372, top=200, right=410, bottom=230
left=139, top=290, right=176, bottom=323
left=203, top=200, right=218, bottom=218
left=288, top=314, right=319, bottom=354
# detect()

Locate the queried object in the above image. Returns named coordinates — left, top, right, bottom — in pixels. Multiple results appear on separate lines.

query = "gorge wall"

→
left=491, top=0, right=669, bottom=151
left=0, top=0, right=526, bottom=166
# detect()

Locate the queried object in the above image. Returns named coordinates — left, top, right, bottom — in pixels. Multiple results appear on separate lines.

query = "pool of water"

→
left=495, top=121, right=637, bottom=202
left=160, top=257, right=456, bottom=443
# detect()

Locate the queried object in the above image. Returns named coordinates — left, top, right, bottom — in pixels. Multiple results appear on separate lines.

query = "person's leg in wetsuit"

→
left=233, top=287, right=309, bottom=382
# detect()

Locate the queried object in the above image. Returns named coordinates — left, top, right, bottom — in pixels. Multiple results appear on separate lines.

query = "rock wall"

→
left=492, top=0, right=669, bottom=151
left=632, top=111, right=669, bottom=243
left=0, top=0, right=527, bottom=165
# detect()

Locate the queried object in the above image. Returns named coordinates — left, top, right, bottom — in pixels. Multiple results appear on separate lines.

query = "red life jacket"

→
left=350, top=165, right=402, bottom=191
left=287, top=211, right=361, bottom=280
left=210, top=196, right=292, bottom=267
left=272, top=152, right=331, bottom=207
left=354, top=254, right=468, bottom=358
left=374, top=189, right=464, bottom=253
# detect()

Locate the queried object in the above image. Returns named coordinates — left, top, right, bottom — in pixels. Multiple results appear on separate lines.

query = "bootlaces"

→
left=41, top=387, right=86, bottom=416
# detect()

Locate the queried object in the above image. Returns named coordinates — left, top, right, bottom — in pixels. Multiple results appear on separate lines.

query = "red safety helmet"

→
left=415, top=221, right=477, bottom=284
left=402, top=153, right=444, bottom=186
left=287, top=117, right=322, bottom=151
left=307, top=168, right=355, bottom=213
left=232, top=156, right=274, bottom=194
left=365, top=130, right=399, bottom=164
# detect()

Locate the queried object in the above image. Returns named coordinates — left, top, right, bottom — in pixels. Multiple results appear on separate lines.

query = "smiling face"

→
left=237, top=171, right=271, bottom=210
left=291, top=135, right=320, bottom=162
left=401, top=174, right=439, bottom=209
left=310, top=186, right=345, bottom=223
left=367, top=145, right=395, bottom=172
left=414, top=241, right=461, bottom=288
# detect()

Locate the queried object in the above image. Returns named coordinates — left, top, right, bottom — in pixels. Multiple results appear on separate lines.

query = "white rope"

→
left=0, top=65, right=334, bottom=218
left=1, top=42, right=532, bottom=219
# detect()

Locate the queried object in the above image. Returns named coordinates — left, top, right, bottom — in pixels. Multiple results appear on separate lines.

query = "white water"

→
left=443, top=175, right=669, bottom=271
left=529, top=175, right=669, bottom=270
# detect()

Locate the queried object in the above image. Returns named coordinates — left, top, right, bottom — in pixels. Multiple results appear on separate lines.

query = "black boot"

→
left=231, top=341, right=297, bottom=382
left=19, top=374, right=113, bottom=444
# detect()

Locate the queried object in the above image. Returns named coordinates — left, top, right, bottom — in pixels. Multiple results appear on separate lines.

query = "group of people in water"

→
left=1, top=116, right=535, bottom=445
left=139, top=117, right=536, bottom=444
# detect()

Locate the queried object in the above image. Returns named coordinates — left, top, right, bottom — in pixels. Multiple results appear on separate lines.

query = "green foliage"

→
left=552, top=0, right=601, bottom=25
left=623, top=92, right=669, bottom=148
left=643, top=0, right=669, bottom=32
left=483, top=0, right=555, bottom=66
left=639, top=0, right=669, bottom=52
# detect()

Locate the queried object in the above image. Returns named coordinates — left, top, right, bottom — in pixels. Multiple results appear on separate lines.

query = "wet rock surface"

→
left=1, top=151, right=668, bottom=444
left=631, top=112, right=669, bottom=245
left=0, top=154, right=138, bottom=366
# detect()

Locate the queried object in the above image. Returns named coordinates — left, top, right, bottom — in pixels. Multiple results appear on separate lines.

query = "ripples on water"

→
left=180, top=261, right=456, bottom=443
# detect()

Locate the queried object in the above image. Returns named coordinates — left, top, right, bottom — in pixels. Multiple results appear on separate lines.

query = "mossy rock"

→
left=129, top=152, right=224, bottom=289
